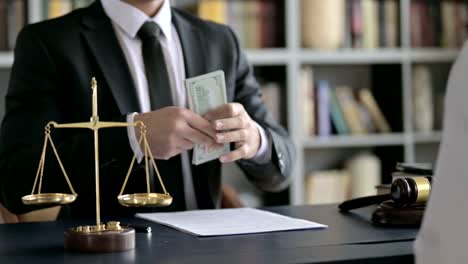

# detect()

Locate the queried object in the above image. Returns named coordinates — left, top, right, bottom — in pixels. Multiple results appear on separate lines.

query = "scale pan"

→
left=22, top=193, right=77, bottom=205
left=118, top=193, right=173, bottom=207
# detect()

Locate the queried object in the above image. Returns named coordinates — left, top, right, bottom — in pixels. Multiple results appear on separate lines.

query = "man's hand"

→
left=204, top=103, right=261, bottom=163
left=135, top=107, right=217, bottom=159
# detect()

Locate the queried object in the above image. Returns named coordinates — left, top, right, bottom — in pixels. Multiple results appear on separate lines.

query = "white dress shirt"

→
left=101, top=0, right=270, bottom=210
left=414, top=41, right=468, bottom=263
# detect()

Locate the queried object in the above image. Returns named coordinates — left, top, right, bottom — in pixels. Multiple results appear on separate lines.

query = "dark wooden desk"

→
left=0, top=204, right=418, bottom=264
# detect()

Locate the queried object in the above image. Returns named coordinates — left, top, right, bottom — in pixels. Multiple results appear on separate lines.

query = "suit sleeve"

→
left=226, top=27, right=296, bottom=192
left=0, top=27, right=132, bottom=214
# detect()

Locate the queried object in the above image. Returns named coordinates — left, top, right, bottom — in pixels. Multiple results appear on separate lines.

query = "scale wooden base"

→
left=21, top=78, right=172, bottom=253
left=64, top=222, right=135, bottom=253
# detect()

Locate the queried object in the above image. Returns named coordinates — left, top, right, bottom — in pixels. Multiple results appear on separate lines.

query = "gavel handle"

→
left=338, top=194, right=392, bottom=212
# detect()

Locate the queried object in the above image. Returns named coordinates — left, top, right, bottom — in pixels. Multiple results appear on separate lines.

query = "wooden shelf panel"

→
left=299, top=49, right=404, bottom=64
left=0, top=52, right=13, bottom=68
left=408, top=48, right=459, bottom=63
left=245, top=49, right=289, bottom=65
left=413, top=131, right=442, bottom=144
left=303, top=133, right=406, bottom=148
left=296, top=48, right=458, bottom=64
left=0, top=48, right=458, bottom=68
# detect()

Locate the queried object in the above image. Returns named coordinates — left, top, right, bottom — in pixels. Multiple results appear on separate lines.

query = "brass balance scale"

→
left=21, top=78, right=172, bottom=252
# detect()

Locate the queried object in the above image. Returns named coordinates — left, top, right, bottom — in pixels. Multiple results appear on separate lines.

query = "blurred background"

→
left=0, top=0, right=463, bottom=207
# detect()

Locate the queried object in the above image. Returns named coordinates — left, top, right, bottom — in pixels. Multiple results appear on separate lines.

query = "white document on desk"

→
left=135, top=208, right=327, bottom=237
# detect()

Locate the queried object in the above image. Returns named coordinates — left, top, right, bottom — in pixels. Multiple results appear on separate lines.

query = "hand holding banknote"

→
left=186, top=71, right=261, bottom=164
left=204, top=103, right=261, bottom=163
left=134, top=107, right=217, bottom=160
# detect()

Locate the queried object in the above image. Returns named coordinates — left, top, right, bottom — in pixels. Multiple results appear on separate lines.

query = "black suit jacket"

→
left=0, top=1, right=294, bottom=217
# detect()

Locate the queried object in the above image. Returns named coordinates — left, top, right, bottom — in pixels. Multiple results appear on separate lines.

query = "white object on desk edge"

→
left=135, top=207, right=327, bottom=237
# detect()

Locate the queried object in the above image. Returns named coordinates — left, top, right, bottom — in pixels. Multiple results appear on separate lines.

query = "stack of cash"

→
left=185, top=70, right=230, bottom=165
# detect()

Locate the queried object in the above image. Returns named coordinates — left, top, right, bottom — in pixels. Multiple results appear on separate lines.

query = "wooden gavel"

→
left=338, top=176, right=432, bottom=212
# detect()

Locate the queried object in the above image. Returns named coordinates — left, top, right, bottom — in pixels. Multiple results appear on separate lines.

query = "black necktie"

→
left=137, top=21, right=186, bottom=211
left=137, top=21, right=173, bottom=108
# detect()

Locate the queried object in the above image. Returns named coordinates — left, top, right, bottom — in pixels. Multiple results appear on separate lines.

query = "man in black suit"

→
left=0, top=0, right=294, bottom=218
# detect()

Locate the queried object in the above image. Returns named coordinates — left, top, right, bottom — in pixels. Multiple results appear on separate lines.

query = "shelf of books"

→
left=295, top=0, right=464, bottom=206
left=193, top=0, right=286, bottom=49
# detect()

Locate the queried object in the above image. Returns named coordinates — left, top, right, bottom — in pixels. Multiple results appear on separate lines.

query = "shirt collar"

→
left=101, top=0, right=173, bottom=40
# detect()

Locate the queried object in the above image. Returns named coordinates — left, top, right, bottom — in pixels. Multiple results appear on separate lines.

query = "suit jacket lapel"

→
left=172, top=10, right=207, bottom=78
left=81, top=1, right=139, bottom=115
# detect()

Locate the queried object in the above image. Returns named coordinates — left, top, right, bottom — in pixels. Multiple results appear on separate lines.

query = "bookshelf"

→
left=0, top=0, right=461, bottom=206
left=183, top=0, right=450, bottom=205
left=277, top=0, right=456, bottom=205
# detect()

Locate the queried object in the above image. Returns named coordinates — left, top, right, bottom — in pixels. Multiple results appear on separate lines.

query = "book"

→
left=316, top=81, right=331, bottom=137
left=441, top=1, right=456, bottom=48
left=357, top=101, right=375, bottom=133
left=428, top=0, right=442, bottom=47
left=346, top=153, right=381, bottom=198
left=351, top=0, right=364, bottom=48
left=378, top=0, right=386, bottom=47
left=243, top=0, right=260, bottom=49
left=301, top=67, right=315, bottom=136
left=0, top=0, right=8, bottom=50
left=383, top=0, right=398, bottom=47
left=6, top=0, right=26, bottom=50
left=329, top=88, right=350, bottom=135
left=48, top=0, right=73, bottom=19
left=260, top=82, right=281, bottom=124
left=410, top=0, right=422, bottom=47
left=198, top=0, right=227, bottom=24
left=412, top=65, right=434, bottom=132
left=301, top=0, right=345, bottom=50
left=358, top=88, right=391, bottom=133
left=396, top=162, right=433, bottom=175
left=335, top=86, right=366, bottom=134
left=434, top=90, right=445, bottom=130
left=259, top=0, right=277, bottom=48
left=455, top=1, right=468, bottom=47
left=343, top=0, right=353, bottom=48
left=306, top=170, right=350, bottom=205
left=227, top=1, right=245, bottom=47
left=362, top=0, right=378, bottom=49
left=419, top=1, right=434, bottom=47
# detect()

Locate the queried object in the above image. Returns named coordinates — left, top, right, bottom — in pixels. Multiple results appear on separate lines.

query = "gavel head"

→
left=390, top=176, right=432, bottom=206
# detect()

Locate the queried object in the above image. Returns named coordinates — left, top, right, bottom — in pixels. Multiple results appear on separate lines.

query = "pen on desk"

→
left=122, top=224, right=152, bottom=233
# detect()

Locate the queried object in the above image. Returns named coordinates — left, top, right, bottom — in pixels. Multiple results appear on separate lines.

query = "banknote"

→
left=185, top=70, right=230, bottom=165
